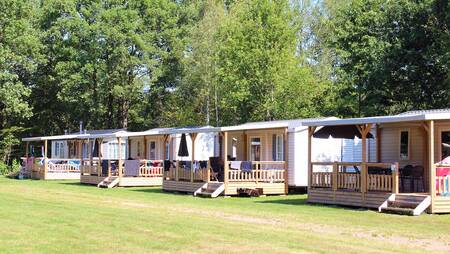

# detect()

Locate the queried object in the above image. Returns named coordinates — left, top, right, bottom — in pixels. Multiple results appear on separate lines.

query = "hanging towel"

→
left=241, top=161, right=252, bottom=173
left=124, top=160, right=140, bottom=177
left=193, top=161, right=200, bottom=171
left=184, top=161, right=192, bottom=170
left=230, top=161, right=241, bottom=170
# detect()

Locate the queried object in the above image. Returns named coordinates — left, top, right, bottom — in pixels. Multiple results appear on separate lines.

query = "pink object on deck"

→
left=435, top=167, right=450, bottom=194
left=436, top=167, right=450, bottom=177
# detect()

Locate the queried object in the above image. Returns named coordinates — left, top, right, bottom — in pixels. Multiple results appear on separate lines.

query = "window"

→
left=272, top=134, right=284, bottom=161
left=441, top=131, right=450, bottom=161
left=137, top=141, right=141, bottom=157
left=165, top=142, right=170, bottom=160
left=232, top=138, right=238, bottom=159
left=149, top=141, right=156, bottom=160
left=399, top=130, right=409, bottom=160
left=250, top=137, right=261, bottom=161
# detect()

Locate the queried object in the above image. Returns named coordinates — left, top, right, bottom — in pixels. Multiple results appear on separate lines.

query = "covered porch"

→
left=22, top=134, right=89, bottom=180
left=162, top=125, right=288, bottom=197
left=305, top=112, right=450, bottom=214
left=80, top=129, right=169, bottom=188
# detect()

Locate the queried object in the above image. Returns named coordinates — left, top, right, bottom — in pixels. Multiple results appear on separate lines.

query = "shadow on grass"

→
left=130, top=188, right=171, bottom=195
left=256, top=198, right=371, bottom=212
left=57, top=182, right=97, bottom=188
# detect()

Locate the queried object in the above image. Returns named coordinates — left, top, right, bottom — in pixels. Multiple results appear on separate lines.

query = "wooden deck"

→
left=163, top=160, right=287, bottom=196
left=308, top=188, right=391, bottom=209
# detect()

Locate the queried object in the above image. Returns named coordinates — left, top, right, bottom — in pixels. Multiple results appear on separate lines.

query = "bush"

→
left=0, top=160, right=21, bottom=175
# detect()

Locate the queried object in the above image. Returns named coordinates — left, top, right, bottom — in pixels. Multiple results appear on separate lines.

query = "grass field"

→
left=0, top=177, right=449, bottom=254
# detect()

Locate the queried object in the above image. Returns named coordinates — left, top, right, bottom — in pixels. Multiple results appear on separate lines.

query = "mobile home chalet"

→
left=21, top=129, right=126, bottom=180
left=79, top=126, right=218, bottom=188
left=304, top=109, right=450, bottom=214
left=162, top=118, right=346, bottom=197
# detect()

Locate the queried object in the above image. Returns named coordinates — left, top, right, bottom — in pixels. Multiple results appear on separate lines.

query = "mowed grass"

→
left=0, top=177, right=449, bottom=254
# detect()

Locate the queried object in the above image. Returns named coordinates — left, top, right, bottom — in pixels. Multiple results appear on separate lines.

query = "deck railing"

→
left=164, top=161, right=211, bottom=182
left=23, top=157, right=84, bottom=174
left=311, top=162, right=399, bottom=193
left=435, top=164, right=450, bottom=196
left=228, top=161, right=285, bottom=183
left=138, top=160, right=164, bottom=177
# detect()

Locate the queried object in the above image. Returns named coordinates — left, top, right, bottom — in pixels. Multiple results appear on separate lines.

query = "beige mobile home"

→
left=304, top=109, right=450, bottom=215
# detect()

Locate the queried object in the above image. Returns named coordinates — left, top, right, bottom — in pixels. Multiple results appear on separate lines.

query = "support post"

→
left=143, top=136, right=148, bottom=159
left=224, top=131, right=229, bottom=186
left=175, top=160, right=179, bottom=181
left=88, top=139, right=93, bottom=175
left=392, top=162, right=399, bottom=194
left=307, top=127, right=316, bottom=189
left=359, top=124, right=373, bottom=195
left=190, top=133, right=197, bottom=182
left=127, top=137, right=131, bottom=159
left=243, top=131, right=248, bottom=161
left=78, top=139, right=83, bottom=175
left=117, top=137, right=123, bottom=179
left=284, top=127, right=289, bottom=194
left=428, top=120, right=435, bottom=213
left=376, top=124, right=381, bottom=163
left=97, top=138, right=103, bottom=177
left=25, top=142, right=29, bottom=176
left=332, top=162, right=338, bottom=191
left=44, top=140, right=48, bottom=180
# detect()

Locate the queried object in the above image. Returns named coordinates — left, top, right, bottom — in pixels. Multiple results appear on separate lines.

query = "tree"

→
left=215, top=0, right=327, bottom=124
left=330, top=0, right=450, bottom=117
left=0, top=0, right=42, bottom=163
left=167, top=0, right=226, bottom=127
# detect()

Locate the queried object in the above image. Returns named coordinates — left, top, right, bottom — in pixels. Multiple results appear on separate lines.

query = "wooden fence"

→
left=311, top=162, right=398, bottom=193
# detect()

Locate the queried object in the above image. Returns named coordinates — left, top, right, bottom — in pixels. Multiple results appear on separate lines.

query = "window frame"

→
left=398, top=128, right=410, bottom=161
left=272, top=134, right=284, bottom=161
left=148, top=140, right=157, bottom=160
left=249, top=136, right=262, bottom=161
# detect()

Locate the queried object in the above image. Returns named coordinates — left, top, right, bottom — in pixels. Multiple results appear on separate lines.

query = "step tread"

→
left=388, top=200, right=420, bottom=208
left=381, top=206, right=414, bottom=215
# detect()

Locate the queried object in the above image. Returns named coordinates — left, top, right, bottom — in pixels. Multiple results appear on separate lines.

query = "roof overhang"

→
left=22, top=134, right=90, bottom=142
left=303, top=113, right=450, bottom=127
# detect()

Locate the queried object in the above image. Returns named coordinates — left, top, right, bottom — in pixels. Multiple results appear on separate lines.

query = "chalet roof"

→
left=304, top=109, right=450, bottom=127
left=221, top=118, right=337, bottom=132
left=22, top=129, right=127, bottom=141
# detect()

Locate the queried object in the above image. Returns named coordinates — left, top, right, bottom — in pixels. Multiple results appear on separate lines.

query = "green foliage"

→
left=329, top=0, right=450, bottom=116
left=0, top=160, right=20, bottom=175
left=1, top=0, right=450, bottom=164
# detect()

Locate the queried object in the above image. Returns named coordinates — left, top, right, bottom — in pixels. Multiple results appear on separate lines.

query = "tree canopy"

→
left=0, top=0, right=449, bottom=163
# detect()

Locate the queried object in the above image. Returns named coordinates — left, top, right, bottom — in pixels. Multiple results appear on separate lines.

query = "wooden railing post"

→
left=392, top=162, right=399, bottom=194
left=175, top=161, right=179, bottom=181
left=361, top=163, right=367, bottom=193
left=332, top=162, right=338, bottom=191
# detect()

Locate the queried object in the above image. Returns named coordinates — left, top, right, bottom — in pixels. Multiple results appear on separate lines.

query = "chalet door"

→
left=250, top=137, right=261, bottom=161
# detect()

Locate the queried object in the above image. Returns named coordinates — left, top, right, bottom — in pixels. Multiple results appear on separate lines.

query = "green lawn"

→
left=0, top=177, right=448, bottom=254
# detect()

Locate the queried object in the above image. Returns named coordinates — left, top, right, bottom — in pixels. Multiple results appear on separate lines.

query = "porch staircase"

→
left=193, top=182, right=225, bottom=198
left=97, top=176, right=120, bottom=188
left=379, top=194, right=431, bottom=216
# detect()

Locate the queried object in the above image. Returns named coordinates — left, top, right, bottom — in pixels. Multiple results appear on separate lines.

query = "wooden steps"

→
left=97, top=177, right=119, bottom=188
left=379, top=194, right=431, bottom=216
left=194, top=182, right=225, bottom=198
